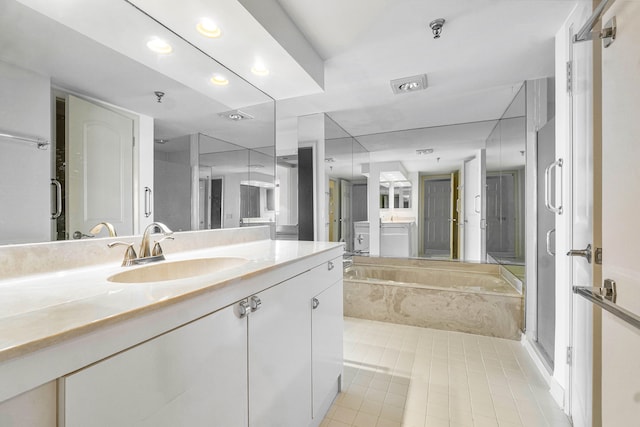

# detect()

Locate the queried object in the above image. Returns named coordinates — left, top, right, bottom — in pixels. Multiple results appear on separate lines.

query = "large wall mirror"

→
left=0, top=0, right=275, bottom=245
left=336, top=83, right=527, bottom=264
left=485, top=85, right=526, bottom=277
left=325, top=115, right=369, bottom=253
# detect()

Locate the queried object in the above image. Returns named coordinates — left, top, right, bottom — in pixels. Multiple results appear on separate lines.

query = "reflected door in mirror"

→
left=67, top=95, right=133, bottom=239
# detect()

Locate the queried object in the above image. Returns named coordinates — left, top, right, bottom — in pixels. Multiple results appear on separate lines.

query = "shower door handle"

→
left=51, top=179, right=62, bottom=219
left=546, top=229, right=556, bottom=256
left=567, top=244, right=592, bottom=263
left=144, top=187, right=152, bottom=218
left=544, top=159, right=563, bottom=214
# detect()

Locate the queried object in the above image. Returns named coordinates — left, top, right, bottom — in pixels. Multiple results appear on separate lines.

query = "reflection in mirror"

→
left=485, top=84, right=526, bottom=277
left=324, top=115, right=369, bottom=253
left=379, top=181, right=412, bottom=209
left=0, top=0, right=274, bottom=245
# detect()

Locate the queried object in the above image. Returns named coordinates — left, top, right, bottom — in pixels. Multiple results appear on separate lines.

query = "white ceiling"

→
left=270, top=0, right=576, bottom=174
left=5, top=0, right=577, bottom=175
left=275, top=0, right=574, bottom=135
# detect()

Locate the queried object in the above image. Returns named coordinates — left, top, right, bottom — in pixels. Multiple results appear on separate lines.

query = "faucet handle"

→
left=151, top=236, right=174, bottom=257
left=108, top=242, right=138, bottom=267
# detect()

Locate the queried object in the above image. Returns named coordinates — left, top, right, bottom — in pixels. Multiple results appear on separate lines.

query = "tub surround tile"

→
left=345, top=258, right=523, bottom=340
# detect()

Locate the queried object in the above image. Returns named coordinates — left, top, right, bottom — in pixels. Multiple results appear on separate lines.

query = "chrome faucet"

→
left=89, top=222, right=117, bottom=237
left=139, top=222, right=173, bottom=258
left=108, top=222, right=173, bottom=267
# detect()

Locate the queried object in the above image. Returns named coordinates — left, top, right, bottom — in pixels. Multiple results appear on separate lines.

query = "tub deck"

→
left=343, top=257, right=523, bottom=340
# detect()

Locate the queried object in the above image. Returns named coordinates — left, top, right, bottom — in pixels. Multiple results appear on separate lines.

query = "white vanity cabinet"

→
left=248, top=258, right=343, bottom=427
left=311, top=279, right=344, bottom=419
left=61, top=303, right=248, bottom=427
left=59, top=255, right=343, bottom=427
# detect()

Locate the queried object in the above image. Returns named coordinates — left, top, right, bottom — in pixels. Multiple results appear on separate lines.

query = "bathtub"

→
left=344, top=257, right=523, bottom=340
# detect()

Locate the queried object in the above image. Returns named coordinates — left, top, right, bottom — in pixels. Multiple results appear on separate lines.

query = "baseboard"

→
left=521, top=334, right=565, bottom=409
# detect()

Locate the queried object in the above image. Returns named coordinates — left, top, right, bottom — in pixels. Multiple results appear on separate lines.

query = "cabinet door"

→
left=248, top=271, right=313, bottom=427
left=312, top=279, right=344, bottom=419
left=61, top=304, right=248, bottom=427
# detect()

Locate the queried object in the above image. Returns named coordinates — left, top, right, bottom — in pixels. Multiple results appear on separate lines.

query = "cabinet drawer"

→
left=309, top=256, right=342, bottom=296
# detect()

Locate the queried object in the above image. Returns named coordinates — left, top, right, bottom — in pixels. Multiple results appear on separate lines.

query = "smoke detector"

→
left=390, top=74, right=428, bottom=95
left=218, top=110, right=253, bottom=121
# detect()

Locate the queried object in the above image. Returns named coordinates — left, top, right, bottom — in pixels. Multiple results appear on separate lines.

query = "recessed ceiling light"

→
left=390, top=74, right=428, bottom=95
left=197, top=18, right=221, bottom=38
left=399, top=82, right=420, bottom=91
left=146, top=37, right=172, bottom=54
left=218, top=110, right=254, bottom=121
left=211, top=74, right=229, bottom=86
left=251, top=59, right=269, bottom=76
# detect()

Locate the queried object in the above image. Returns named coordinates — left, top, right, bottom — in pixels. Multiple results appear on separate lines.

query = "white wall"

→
left=600, top=1, right=640, bottom=424
left=0, top=61, right=51, bottom=244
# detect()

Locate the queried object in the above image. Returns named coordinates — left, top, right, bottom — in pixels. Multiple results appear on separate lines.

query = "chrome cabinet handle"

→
left=544, top=159, right=563, bottom=214
left=250, top=295, right=262, bottom=312
left=51, top=179, right=62, bottom=219
left=312, top=297, right=320, bottom=310
left=546, top=229, right=556, bottom=256
left=567, top=244, right=592, bottom=264
left=238, top=300, right=250, bottom=318
left=328, top=261, right=334, bottom=271
left=144, top=187, right=152, bottom=218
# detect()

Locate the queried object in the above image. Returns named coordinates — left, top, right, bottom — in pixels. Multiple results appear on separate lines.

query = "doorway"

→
left=210, top=178, right=222, bottom=229
left=54, top=94, right=134, bottom=240
left=419, top=173, right=460, bottom=258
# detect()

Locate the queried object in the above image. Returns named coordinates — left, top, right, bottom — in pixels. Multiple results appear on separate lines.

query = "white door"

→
left=340, top=180, right=352, bottom=252
left=567, top=22, right=594, bottom=427
left=67, top=95, right=134, bottom=238
left=600, top=2, right=640, bottom=425
left=463, top=149, right=486, bottom=262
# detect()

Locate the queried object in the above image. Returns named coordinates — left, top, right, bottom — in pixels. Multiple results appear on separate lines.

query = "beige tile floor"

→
left=321, top=318, right=572, bottom=427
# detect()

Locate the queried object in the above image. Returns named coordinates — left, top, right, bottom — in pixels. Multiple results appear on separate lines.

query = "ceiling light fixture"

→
left=196, top=18, right=221, bottom=38
left=251, top=59, right=269, bottom=76
left=211, top=74, right=229, bottom=86
left=218, top=110, right=254, bottom=121
left=325, top=157, right=336, bottom=163
left=416, top=148, right=434, bottom=155
left=146, top=37, right=173, bottom=54
left=390, top=74, right=428, bottom=95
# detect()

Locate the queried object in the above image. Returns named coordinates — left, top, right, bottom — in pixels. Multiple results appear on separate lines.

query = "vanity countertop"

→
left=0, top=238, right=343, bottom=364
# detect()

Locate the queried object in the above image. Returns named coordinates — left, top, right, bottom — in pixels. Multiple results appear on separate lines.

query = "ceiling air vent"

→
left=218, top=110, right=254, bottom=121
left=390, top=74, right=428, bottom=95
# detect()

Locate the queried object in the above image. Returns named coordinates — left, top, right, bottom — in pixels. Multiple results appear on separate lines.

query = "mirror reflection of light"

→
left=251, top=59, right=269, bottom=76
left=196, top=18, right=221, bottom=38
left=146, top=37, right=173, bottom=54
left=210, top=74, right=229, bottom=86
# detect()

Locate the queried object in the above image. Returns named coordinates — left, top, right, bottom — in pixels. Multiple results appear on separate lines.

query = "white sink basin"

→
left=107, top=257, right=250, bottom=283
